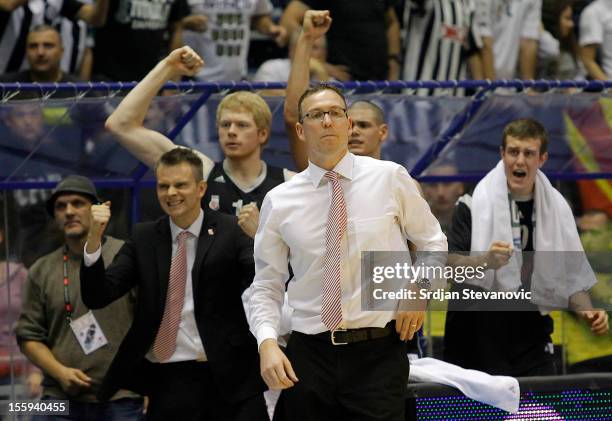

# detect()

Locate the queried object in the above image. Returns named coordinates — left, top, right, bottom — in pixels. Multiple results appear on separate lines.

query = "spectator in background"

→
left=402, top=0, right=484, bottom=96
left=16, top=175, right=142, bottom=419
left=565, top=209, right=612, bottom=373
left=92, top=0, right=191, bottom=81
left=0, top=25, right=81, bottom=87
left=253, top=31, right=329, bottom=95
left=0, top=0, right=109, bottom=75
left=421, top=162, right=464, bottom=234
left=538, top=0, right=582, bottom=80
left=579, top=209, right=611, bottom=233
left=579, top=0, right=612, bottom=80
left=0, top=220, right=42, bottom=402
left=474, top=0, right=541, bottom=80
left=281, top=0, right=401, bottom=81
left=184, top=0, right=287, bottom=81
left=0, top=103, right=80, bottom=267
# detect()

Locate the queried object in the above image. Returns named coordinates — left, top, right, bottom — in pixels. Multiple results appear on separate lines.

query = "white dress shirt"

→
left=84, top=210, right=207, bottom=363
left=246, top=152, right=447, bottom=347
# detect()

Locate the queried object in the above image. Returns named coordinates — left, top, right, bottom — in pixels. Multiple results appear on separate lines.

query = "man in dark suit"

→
left=80, top=147, right=267, bottom=420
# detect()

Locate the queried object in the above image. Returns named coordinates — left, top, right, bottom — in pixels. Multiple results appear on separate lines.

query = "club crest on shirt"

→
left=209, top=194, right=220, bottom=210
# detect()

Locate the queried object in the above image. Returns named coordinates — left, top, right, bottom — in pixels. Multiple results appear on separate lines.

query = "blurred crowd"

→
left=1, top=0, right=611, bottom=88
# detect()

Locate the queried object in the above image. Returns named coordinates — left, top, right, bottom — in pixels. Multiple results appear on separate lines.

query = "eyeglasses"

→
left=300, top=107, right=347, bottom=123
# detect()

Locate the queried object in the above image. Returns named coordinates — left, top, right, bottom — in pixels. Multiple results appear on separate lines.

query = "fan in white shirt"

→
left=579, top=0, right=612, bottom=80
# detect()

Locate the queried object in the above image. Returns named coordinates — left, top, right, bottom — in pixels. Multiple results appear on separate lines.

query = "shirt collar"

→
left=169, top=209, right=204, bottom=241
left=307, top=151, right=354, bottom=187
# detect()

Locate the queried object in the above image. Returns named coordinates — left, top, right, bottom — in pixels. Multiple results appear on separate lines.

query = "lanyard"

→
left=62, top=245, right=73, bottom=321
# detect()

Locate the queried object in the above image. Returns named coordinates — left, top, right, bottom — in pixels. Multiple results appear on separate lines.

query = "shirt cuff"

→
left=83, top=242, right=102, bottom=267
left=256, top=326, right=279, bottom=350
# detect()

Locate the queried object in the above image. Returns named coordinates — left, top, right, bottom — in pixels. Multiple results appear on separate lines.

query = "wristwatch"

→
left=416, top=278, right=431, bottom=290
left=388, top=54, right=401, bottom=64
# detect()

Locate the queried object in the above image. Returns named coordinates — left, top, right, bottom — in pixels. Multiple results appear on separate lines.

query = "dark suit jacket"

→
left=80, top=210, right=265, bottom=403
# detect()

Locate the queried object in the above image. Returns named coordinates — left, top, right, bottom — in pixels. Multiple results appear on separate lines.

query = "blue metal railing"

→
left=2, top=79, right=612, bottom=225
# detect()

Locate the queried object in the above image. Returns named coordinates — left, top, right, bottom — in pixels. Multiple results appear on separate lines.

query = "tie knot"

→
left=177, top=231, right=191, bottom=244
left=324, top=171, right=340, bottom=183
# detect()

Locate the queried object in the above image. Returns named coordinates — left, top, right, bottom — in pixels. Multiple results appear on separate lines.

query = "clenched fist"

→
left=86, top=201, right=111, bottom=253
left=238, top=202, right=260, bottom=239
left=302, top=10, right=332, bottom=42
left=164, top=46, right=205, bottom=78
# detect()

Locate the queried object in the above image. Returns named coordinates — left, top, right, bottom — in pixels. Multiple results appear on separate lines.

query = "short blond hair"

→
left=216, top=91, right=272, bottom=133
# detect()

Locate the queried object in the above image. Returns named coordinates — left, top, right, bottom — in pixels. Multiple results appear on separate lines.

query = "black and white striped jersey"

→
left=57, top=11, right=92, bottom=75
left=402, top=0, right=481, bottom=95
left=0, top=0, right=84, bottom=74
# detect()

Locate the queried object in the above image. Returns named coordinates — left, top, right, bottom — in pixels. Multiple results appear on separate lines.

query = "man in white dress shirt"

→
left=245, top=11, right=447, bottom=420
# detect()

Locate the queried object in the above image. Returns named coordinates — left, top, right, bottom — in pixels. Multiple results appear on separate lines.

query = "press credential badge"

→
left=70, top=311, right=108, bottom=355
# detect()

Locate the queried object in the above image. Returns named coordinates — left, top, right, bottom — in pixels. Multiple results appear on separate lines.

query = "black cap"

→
left=46, top=175, right=99, bottom=215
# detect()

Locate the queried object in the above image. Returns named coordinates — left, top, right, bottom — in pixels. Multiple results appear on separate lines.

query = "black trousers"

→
left=146, top=361, right=268, bottom=421
left=274, top=329, right=410, bottom=421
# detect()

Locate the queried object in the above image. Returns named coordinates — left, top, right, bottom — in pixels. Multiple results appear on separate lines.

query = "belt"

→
left=313, top=323, right=395, bottom=345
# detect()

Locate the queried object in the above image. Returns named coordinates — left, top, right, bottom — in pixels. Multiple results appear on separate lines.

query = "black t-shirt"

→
left=300, top=0, right=394, bottom=81
left=444, top=197, right=554, bottom=377
left=202, top=162, right=286, bottom=215
left=92, top=0, right=189, bottom=81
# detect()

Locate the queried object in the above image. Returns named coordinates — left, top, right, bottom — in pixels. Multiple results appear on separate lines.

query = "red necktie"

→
left=153, top=230, right=190, bottom=361
left=321, top=171, right=347, bottom=331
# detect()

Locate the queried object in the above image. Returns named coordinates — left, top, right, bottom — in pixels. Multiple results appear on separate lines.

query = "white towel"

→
left=409, top=357, right=520, bottom=413
left=468, top=161, right=596, bottom=308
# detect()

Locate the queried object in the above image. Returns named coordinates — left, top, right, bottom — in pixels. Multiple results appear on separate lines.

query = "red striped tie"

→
left=153, top=230, right=191, bottom=362
left=321, top=171, right=347, bottom=331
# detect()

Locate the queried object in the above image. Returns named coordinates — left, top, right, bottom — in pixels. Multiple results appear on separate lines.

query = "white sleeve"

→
left=520, top=0, right=541, bottom=40
left=245, top=194, right=290, bottom=348
left=473, top=0, right=492, bottom=38
left=253, top=60, right=279, bottom=82
left=579, top=4, right=603, bottom=46
left=393, top=166, right=447, bottom=267
left=83, top=243, right=102, bottom=266
left=192, top=149, right=215, bottom=181
left=538, top=29, right=560, bottom=61
left=253, top=0, right=273, bottom=16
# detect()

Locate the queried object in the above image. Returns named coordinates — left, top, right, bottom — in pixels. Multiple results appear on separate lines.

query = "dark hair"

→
left=29, top=24, right=62, bottom=44
left=348, top=100, right=385, bottom=124
left=298, top=84, right=347, bottom=123
left=155, top=148, right=204, bottom=182
left=502, top=118, right=549, bottom=154
left=541, top=0, right=577, bottom=57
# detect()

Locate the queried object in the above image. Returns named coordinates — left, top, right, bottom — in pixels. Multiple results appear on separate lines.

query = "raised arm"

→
left=252, top=14, right=289, bottom=47
left=385, top=6, right=401, bottom=80
left=580, top=44, right=608, bottom=81
left=579, top=4, right=608, bottom=81
left=105, top=47, right=204, bottom=168
left=279, top=0, right=309, bottom=39
left=81, top=203, right=139, bottom=309
left=0, top=0, right=26, bottom=12
left=284, top=9, right=332, bottom=171
left=518, top=37, right=537, bottom=80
